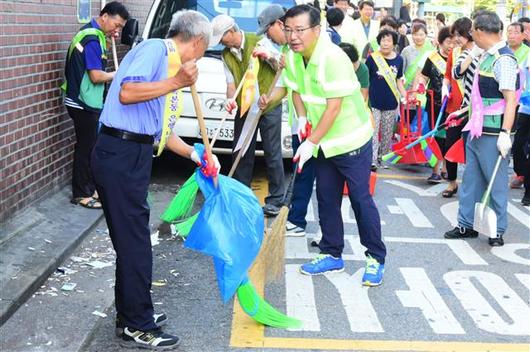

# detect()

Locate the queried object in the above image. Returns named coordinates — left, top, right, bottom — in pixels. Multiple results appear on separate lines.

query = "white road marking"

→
left=396, top=267, right=465, bottom=334
left=285, top=236, right=312, bottom=259
left=384, top=180, right=438, bottom=197
left=507, top=203, right=530, bottom=230
left=285, top=264, right=320, bottom=331
left=515, top=273, right=530, bottom=291
left=306, top=200, right=316, bottom=222
left=344, top=235, right=368, bottom=261
left=395, top=198, right=434, bottom=228
left=385, top=237, right=488, bottom=266
left=440, top=201, right=459, bottom=227
left=491, top=243, right=530, bottom=266
left=387, top=205, right=404, bottom=214
left=325, top=269, right=384, bottom=333
left=444, top=270, right=530, bottom=335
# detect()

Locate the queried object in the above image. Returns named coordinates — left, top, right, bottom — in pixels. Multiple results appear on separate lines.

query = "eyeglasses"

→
left=283, top=25, right=318, bottom=37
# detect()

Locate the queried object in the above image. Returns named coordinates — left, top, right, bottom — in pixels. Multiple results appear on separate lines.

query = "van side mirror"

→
left=121, top=18, right=139, bottom=46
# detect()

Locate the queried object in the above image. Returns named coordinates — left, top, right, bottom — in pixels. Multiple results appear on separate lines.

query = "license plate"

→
left=198, top=121, right=234, bottom=141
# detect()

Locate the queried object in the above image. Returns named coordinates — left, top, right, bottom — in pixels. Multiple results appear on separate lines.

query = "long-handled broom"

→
left=252, top=162, right=298, bottom=283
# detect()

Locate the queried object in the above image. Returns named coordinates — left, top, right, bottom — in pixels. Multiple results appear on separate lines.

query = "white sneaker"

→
left=286, top=221, right=305, bottom=237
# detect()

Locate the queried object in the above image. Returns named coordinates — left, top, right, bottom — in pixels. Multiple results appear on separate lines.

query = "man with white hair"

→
left=91, top=10, right=219, bottom=350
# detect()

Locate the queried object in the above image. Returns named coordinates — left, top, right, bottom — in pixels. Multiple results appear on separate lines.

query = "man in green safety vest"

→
left=63, top=1, right=128, bottom=209
left=280, top=4, right=386, bottom=285
left=508, top=22, right=530, bottom=68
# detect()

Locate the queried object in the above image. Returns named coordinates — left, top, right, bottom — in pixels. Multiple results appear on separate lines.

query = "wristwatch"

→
left=501, top=128, right=510, bottom=133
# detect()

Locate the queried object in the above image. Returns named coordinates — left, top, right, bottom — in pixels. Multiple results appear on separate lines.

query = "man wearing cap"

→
left=211, top=13, right=285, bottom=217
left=280, top=5, right=386, bottom=285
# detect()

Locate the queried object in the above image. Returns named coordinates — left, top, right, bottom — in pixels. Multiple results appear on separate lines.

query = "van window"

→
left=148, top=0, right=296, bottom=44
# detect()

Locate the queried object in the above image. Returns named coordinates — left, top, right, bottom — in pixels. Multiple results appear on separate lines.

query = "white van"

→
left=139, top=0, right=295, bottom=157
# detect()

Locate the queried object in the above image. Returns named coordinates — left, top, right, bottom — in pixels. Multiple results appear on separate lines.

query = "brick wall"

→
left=0, top=0, right=151, bottom=222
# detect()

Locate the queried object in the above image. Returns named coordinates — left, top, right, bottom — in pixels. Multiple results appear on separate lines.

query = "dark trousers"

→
left=232, top=104, right=285, bottom=206
left=444, top=123, right=464, bottom=181
left=67, top=106, right=99, bottom=198
left=513, top=114, right=530, bottom=192
left=91, top=133, right=157, bottom=332
left=287, top=134, right=316, bottom=229
left=315, top=141, right=386, bottom=263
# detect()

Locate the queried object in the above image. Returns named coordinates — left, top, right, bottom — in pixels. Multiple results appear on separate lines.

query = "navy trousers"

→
left=91, top=133, right=157, bottom=331
left=315, top=141, right=386, bottom=264
left=287, top=134, right=316, bottom=229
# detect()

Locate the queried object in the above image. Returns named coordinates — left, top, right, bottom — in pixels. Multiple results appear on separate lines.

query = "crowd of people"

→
left=61, top=0, right=529, bottom=349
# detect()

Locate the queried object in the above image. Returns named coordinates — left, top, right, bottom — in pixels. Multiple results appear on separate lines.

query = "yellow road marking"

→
left=230, top=175, right=528, bottom=351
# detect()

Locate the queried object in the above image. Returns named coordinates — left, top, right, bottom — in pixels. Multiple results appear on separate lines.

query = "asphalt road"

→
left=4, top=153, right=529, bottom=352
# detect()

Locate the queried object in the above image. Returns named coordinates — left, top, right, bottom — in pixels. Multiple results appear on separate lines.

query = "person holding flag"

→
left=211, top=14, right=285, bottom=217
left=416, top=26, right=454, bottom=184
left=279, top=4, right=386, bottom=285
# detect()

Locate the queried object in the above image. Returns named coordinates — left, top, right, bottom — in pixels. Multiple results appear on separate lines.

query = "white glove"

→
left=293, top=139, right=316, bottom=172
left=497, top=131, right=512, bottom=158
left=190, top=150, right=201, bottom=165
left=296, top=116, right=308, bottom=141
left=441, top=84, right=450, bottom=104
left=470, top=45, right=484, bottom=59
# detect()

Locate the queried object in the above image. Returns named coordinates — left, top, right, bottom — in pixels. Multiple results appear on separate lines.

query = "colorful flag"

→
left=239, top=56, right=260, bottom=117
left=445, top=137, right=466, bottom=164
left=420, top=138, right=440, bottom=168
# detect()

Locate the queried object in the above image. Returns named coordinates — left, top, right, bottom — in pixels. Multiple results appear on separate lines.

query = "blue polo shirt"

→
left=84, top=18, right=105, bottom=71
left=99, top=39, right=169, bottom=137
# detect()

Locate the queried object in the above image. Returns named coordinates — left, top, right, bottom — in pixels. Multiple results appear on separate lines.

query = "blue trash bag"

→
left=409, top=110, right=431, bottom=135
left=184, top=144, right=264, bottom=303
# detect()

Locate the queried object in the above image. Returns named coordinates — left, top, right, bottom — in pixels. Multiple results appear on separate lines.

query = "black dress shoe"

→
left=444, top=226, right=478, bottom=239
left=488, top=235, right=504, bottom=246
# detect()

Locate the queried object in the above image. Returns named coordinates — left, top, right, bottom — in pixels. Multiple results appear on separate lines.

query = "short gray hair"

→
left=167, top=10, right=212, bottom=46
left=473, top=10, right=502, bottom=34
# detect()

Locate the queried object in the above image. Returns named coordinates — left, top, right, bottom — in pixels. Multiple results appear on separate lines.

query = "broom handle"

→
left=191, top=84, right=218, bottom=187
left=210, top=77, right=246, bottom=148
left=228, top=67, right=283, bottom=177
left=282, top=161, right=299, bottom=206
left=111, top=37, right=119, bottom=70
left=482, top=155, right=503, bottom=202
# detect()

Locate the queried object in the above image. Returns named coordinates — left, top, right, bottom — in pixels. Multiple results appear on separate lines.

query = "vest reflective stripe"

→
left=284, top=37, right=373, bottom=157
left=300, top=93, right=326, bottom=105
left=320, top=122, right=373, bottom=150
left=321, top=80, right=360, bottom=91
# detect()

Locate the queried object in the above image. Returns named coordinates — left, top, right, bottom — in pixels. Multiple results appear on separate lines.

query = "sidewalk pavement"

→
left=0, top=186, right=103, bottom=326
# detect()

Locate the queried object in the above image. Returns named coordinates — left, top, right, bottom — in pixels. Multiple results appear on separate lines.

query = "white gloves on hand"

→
left=293, top=139, right=316, bottom=172
left=296, top=116, right=308, bottom=141
left=441, top=85, right=450, bottom=104
left=190, top=150, right=201, bottom=165
left=497, top=131, right=512, bottom=158
left=470, top=45, right=484, bottom=59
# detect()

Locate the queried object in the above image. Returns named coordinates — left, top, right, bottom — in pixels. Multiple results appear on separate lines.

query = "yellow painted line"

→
left=230, top=175, right=527, bottom=352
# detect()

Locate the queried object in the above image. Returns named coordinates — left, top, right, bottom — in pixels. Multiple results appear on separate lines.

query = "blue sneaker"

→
left=300, top=254, right=344, bottom=275
left=362, top=255, right=384, bottom=286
